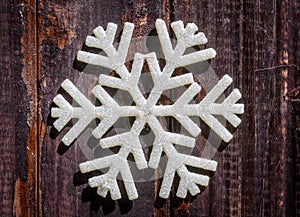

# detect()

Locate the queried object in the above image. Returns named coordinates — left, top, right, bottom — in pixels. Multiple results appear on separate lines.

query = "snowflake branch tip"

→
left=176, top=166, right=209, bottom=198
left=198, top=74, right=244, bottom=142
left=156, top=19, right=216, bottom=69
left=154, top=143, right=217, bottom=199
left=79, top=153, right=139, bottom=200
left=77, top=22, right=134, bottom=76
left=51, top=80, right=97, bottom=146
left=51, top=95, right=72, bottom=131
left=171, top=21, right=208, bottom=46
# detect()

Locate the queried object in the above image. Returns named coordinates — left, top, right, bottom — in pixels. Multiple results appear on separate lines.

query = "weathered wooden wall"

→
left=0, top=0, right=299, bottom=216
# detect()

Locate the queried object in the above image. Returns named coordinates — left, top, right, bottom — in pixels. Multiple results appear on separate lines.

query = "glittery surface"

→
left=51, top=19, right=244, bottom=200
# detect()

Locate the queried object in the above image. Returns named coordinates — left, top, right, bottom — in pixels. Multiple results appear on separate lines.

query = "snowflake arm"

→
left=91, top=85, right=139, bottom=139
left=150, top=82, right=202, bottom=137
left=77, top=22, right=134, bottom=78
left=51, top=79, right=140, bottom=146
left=144, top=53, right=195, bottom=96
left=99, top=131, right=148, bottom=170
left=79, top=147, right=138, bottom=200
left=147, top=115, right=196, bottom=169
left=197, top=74, right=244, bottom=142
left=98, top=53, right=147, bottom=106
left=155, top=19, right=216, bottom=71
left=171, top=83, right=202, bottom=136
left=157, top=142, right=217, bottom=198
left=51, top=79, right=97, bottom=145
left=147, top=115, right=217, bottom=198
left=152, top=74, right=244, bottom=142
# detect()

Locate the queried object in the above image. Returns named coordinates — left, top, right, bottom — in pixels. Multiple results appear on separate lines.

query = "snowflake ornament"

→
left=51, top=19, right=244, bottom=200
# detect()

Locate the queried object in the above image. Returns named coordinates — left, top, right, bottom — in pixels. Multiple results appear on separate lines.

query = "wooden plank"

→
left=171, top=0, right=300, bottom=217
left=0, top=0, right=298, bottom=216
left=171, top=1, right=245, bottom=216
left=39, top=0, right=163, bottom=216
left=0, top=0, right=39, bottom=216
left=39, top=1, right=126, bottom=216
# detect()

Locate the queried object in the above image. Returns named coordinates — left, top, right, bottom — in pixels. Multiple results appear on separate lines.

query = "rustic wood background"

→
left=0, top=0, right=299, bottom=216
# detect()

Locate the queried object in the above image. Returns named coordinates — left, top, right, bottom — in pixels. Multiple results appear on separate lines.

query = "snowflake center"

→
left=138, top=104, right=153, bottom=117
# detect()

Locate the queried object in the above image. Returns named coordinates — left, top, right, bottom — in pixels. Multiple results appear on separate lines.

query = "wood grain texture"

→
left=0, top=0, right=299, bottom=216
left=40, top=1, right=125, bottom=216
left=0, top=0, right=39, bottom=216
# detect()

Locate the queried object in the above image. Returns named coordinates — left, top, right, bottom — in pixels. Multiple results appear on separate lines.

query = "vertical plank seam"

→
left=35, top=0, right=41, bottom=215
left=278, top=0, right=289, bottom=216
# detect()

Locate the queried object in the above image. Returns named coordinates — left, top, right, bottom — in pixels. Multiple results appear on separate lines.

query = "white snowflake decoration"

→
left=51, top=19, right=244, bottom=200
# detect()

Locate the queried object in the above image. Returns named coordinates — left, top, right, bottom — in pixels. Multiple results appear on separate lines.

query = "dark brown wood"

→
left=0, top=0, right=299, bottom=216
left=0, top=0, right=39, bottom=216
left=39, top=1, right=127, bottom=216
